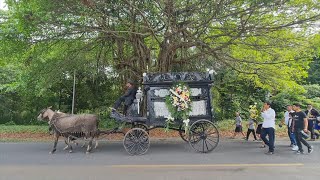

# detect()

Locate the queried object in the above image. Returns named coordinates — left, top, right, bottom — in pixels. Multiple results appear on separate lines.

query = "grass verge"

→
left=0, top=125, right=48, bottom=134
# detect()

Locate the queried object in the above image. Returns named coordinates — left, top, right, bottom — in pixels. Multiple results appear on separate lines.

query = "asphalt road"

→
left=1, top=138, right=320, bottom=180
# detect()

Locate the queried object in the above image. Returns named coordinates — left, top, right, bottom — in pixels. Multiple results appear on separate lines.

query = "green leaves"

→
left=1, top=0, right=320, bottom=123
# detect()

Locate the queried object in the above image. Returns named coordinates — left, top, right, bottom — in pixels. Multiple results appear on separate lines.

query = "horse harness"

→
left=49, top=113, right=88, bottom=140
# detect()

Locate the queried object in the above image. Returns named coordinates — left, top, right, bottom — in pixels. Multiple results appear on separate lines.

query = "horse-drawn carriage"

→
left=38, top=72, right=219, bottom=155
left=111, top=72, right=219, bottom=155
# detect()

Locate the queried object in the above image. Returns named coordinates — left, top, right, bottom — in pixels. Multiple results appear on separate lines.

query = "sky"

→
left=0, top=0, right=7, bottom=10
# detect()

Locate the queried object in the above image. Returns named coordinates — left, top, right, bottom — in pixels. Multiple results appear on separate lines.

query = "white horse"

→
left=55, top=110, right=99, bottom=151
left=38, top=107, right=99, bottom=154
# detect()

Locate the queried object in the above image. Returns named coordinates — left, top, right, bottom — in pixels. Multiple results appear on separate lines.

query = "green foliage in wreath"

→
left=165, top=83, right=192, bottom=132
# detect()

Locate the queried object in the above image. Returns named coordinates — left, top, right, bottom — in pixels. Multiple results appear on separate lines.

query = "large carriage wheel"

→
left=188, top=119, right=219, bottom=153
left=123, top=128, right=150, bottom=155
left=179, top=125, right=189, bottom=142
left=132, top=123, right=149, bottom=132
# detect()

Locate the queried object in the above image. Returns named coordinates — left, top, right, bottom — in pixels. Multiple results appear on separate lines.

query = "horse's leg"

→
left=68, top=140, right=73, bottom=153
left=94, top=138, right=98, bottom=149
left=72, top=135, right=78, bottom=146
left=86, top=137, right=93, bottom=154
left=50, top=132, right=59, bottom=154
left=81, top=137, right=86, bottom=148
left=66, top=136, right=73, bottom=153
left=63, top=138, right=69, bottom=150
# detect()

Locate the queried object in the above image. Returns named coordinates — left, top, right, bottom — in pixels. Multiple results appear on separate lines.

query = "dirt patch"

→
left=0, top=132, right=52, bottom=141
left=0, top=129, right=183, bottom=141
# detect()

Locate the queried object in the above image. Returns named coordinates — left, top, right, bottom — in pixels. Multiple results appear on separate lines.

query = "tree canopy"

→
left=1, top=0, right=320, bottom=123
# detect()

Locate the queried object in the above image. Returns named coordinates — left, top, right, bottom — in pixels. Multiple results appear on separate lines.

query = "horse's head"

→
left=37, top=107, right=54, bottom=121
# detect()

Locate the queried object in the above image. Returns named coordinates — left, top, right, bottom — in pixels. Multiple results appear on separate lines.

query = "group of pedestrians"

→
left=232, top=102, right=317, bottom=155
left=283, top=104, right=317, bottom=154
left=231, top=112, right=259, bottom=141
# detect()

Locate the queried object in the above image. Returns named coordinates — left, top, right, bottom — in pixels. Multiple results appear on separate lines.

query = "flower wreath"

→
left=165, top=83, right=192, bottom=132
left=249, top=103, right=259, bottom=120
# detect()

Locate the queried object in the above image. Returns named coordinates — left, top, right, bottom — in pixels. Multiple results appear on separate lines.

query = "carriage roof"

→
left=142, top=72, right=213, bottom=86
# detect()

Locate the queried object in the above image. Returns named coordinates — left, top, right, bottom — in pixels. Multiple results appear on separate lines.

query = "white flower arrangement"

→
left=165, top=115, right=175, bottom=132
left=249, top=102, right=259, bottom=119
left=165, top=83, right=192, bottom=133
left=183, top=119, right=190, bottom=133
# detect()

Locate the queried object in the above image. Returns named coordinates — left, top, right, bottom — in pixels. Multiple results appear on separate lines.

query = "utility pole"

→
left=71, top=70, right=76, bottom=115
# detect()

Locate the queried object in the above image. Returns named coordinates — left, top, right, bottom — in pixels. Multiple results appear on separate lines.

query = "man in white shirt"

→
left=283, top=105, right=297, bottom=150
left=261, top=101, right=276, bottom=155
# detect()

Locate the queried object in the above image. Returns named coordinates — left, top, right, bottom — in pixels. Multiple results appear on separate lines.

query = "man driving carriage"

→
left=111, top=79, right=137, bottom=115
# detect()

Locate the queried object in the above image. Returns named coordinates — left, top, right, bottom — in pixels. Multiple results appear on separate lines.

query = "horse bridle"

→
left=38, top=108, right=48, bottom=119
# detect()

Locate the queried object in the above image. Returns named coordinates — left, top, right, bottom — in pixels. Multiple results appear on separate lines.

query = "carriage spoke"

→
left=191, top=131, right=202, bottom=136
left=134, top=130, right=140, bottom=138
left=206, top=137, right=218, bottom=144
left=126, top=133, right=135, bottom=141
left=189, top=120, right=219, bottom=153
left=202, top=139, right=205, bottom=152
left=190, top=134, right=201, bottom=143
left=125, top=141, right=135, bottom=148
left=138, top=130, right=144, bottom=139
left=204, top=140, right=209, bottom=151
left=127, top=144, right=136, bottom=154
left=200, top=123, right=206, bottom=132
left=123, top=128, right=150, bottom=156
left=137, top=142, right=148, bottom=152
left=128, top=143, right=137, bottom=153
left=205, top=139, right=213, bottom=149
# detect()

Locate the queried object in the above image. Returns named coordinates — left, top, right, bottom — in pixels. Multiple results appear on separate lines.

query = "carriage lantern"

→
left=135, top=87, right=143, bottom=114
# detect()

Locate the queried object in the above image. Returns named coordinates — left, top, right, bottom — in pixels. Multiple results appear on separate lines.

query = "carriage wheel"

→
left=179, top=125, right=189, bottom=142
left=123, top=128, right=150, bottom=155
left=132, top=123, right=149, bottom=132
left=188, top=119, right=219, bottom=153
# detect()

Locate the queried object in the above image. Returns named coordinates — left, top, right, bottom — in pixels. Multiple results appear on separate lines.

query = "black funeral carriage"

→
left=110, top=72, right=219, bottom=155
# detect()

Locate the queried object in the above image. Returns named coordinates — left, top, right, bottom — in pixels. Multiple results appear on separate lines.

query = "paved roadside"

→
left=1, top=139, right=320, bottom=180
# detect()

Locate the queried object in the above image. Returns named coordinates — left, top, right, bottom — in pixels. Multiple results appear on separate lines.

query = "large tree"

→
left=1, top=0, right=320, bottom=123
left=3, top=0, right=320, bottom=82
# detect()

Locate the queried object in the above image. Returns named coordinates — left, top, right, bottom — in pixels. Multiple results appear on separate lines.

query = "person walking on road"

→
left=246, top=119, right=258, bottom=141
left=260, top=102, right=276, bottom=155
left=231, top=112, right=246, bottom=139
left=305, top=104, right=320, bottom=140
left=282, top=105, right=297, bottom=151
left=292, top=103, right=313, bottom=154
left=256, top=121, right=266, bottom=148
left=247, top=104, right=258, bottom=141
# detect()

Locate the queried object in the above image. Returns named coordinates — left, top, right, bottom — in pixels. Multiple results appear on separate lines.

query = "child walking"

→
left=232, top=112, right=246, bottom=139
left=246, top=119, right=258, bottom=141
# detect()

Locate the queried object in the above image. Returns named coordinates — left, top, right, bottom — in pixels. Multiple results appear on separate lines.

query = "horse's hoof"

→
left=69, top=150, right=73, bottom=153
left=49, top=151, right=53, bottom=154
left=63, top=147, right=68, bottom=150
left=86, top=151, right=90, bottom=154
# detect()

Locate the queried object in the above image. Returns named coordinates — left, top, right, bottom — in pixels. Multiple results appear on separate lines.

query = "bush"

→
left=304, top=84, right=320, bottom=99
left=4, top=120, right=16, bottom=125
